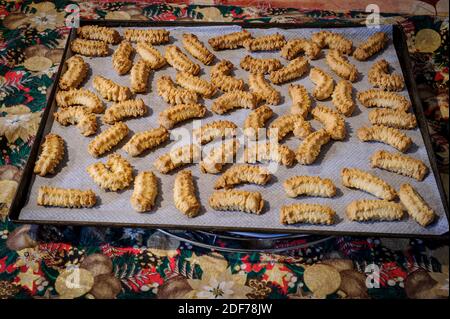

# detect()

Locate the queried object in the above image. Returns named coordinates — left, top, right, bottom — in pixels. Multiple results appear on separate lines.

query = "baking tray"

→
left=9, top=20, right=449, bottom=238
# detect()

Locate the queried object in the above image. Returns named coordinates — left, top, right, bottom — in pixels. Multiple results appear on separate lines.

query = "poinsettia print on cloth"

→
left=0, top=0, right=448, bottom=300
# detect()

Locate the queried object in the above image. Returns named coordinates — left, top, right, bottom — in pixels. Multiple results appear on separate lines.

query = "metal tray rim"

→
left=8, top=20, right=449, bottom=239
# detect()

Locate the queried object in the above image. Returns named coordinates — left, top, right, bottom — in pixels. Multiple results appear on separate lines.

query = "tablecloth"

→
left=0, top=1, right=448, bottom=299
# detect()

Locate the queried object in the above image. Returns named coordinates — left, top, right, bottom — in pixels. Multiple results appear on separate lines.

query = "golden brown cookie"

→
left=131, top=171, right=158, bottom=212
left=283, top=176, right=336, bottom=198
left=174, top=170, right=200, bottom=217
left=77, top=25, right=120, bottom=44
left=281, top=38, right=321, bottom=60
left=280, top=204, right=336, bottom=225
left=240, top=55, right=282, bottom=74
left=123, top=28, right=170, bottom=45
left=37, top=186, right=96, bottom=208
left=165, top=45, right=200, bottom=75
left=182, top=33, right=215, bottom=65
left=341, top=167, right=397, bottom=201
left=158, top=103, right=206, bottom=129
left=243, top=33, right=286, bottom=51
left=370, top=150, right=429, bottom=181
left=211, top=91, right=258, bottom=114
left=123, top=126, right=169, bottom=157
left=59, top=55, right=88, bottom=90
left=399, top=183, right=436, bottom=227
left=34, top=134, right=65, bottom=176
left=296, top=129, right=331, bottom=165
left=208, top=30, right=252, bottom=50
left=88, top=122, right=129, bottom=157
left=331, top=80, right=355, bottom=117
left=368, top=59, right=404, bottom=91
left=357, top=125, right=412, bottom=152
left=346, top=199, right=405, bottom=222
left=269, top=57, right=309, bottom=85
left=353, top=32, right=388, bottom=61
left=214, top=164, right=271, bottom=189
left=86, top=153, right=133, bottom=191
left=311, top=31, right=352, bottom=54
left=357, top=89, right=410, bottom=112
left=209, top=190, right=264, bottom=214
left=156, top=75, right=198, bottom=105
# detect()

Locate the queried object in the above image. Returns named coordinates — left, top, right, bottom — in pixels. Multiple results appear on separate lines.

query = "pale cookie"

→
left=54, top=106, right=97, bottom=136
left=123, top=126, right=169, bottom=156
left=158, top=103, right=206, bottom=129
left=243, top=33, right=286, bottom=51
left=182, top=33, right=215, bottom=65
left=59, top=55, right=88, bottom=90
left=346, top=199, right=405, bottom=222
left=399, top=183, right=436, bottom=227
left=244, top=141, right=296, bottom=167
left=325, top=49, right=358, bottom=82
left=248, top=73, right=281, bottom=105
left=156, top=75, right=198, bottom=105
left=92, top=75, right=131, bottom=102
left=331, top=80, right=355, bottom=117
left=71, top=38, right=109, bottom=57
left=214, top=164, right=271, bottom=189
left=288, top=84, right=311, bottom=117
left=311, top=31, right=353, bottom=54
left=281, top=38, right=321, bottom=60
left=370, top=150, right=429, bottom=181
left=123, top=28, right=170, bottom=45
left=208, top=190, right=264, bottom=215
left=357, top=89, right=410, bottom=112
left=86, top=153, right=133, bottom=191
left=296, top=129, right=331, bottom=165
left=353, top=32, right=388, bottom=61
left=112, top=41, right=133, bottom=75
left=244, top=105, right=274, bottom=140
left=34, top=134, right=65, bottom=176
left=303, top=264, right=341, bottom=298
left=165, top=45, right=200, bottom=75
left=268, top=113, right=312, bottom=141
left=77, top=25, right=120, bottom=44
left=357, top=125, right=412, bottom=152
left=174, top=170, right=200, bottom=217
left=136, top=41, right=166, bottom=69
left=37, top=186, right=96, bottom=208
left=311, top=105, right=346, bottom=140
left=280, top=204, right=336, bottom=225
left=368, top=59, right=404, bottom=91
left=88, top=122, right=129, bottom=157
left=240, top=55, right=282, bottom=74
left=368, top=109, right=417, bottom=129
left=211, top=90, right=258, bottom=114
left=192, top=120, right=237, bottom=145
left=210, top=60, right=245, bottom=92
left=130, top=59, right=151, bottom=93
left=131, top=171, right=158, bottom=212
left=103, top=99, right=147, bottom=124
left=269, top=56, right=309, bottom=85
left=153, top=144, right=201, bottom=174
left=283, top=176, right=336, bottom=198
left=56, top=88, right=104, bottom=114
left=208, top=30, right=252, bottom=50
left=310, top=67, right=334, bottom=100
left=200, top=139, right=239, bottom=174
left=175, top=72, right=216, bottom=98
left=341, top=167, right=397, bottom=200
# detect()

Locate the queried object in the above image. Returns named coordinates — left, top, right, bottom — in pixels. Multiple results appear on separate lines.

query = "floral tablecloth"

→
left=0, top=1, right=448, bottom=299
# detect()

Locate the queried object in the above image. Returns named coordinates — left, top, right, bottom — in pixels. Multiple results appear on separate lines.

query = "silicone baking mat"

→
left=18, top=24, right=449, bottom=235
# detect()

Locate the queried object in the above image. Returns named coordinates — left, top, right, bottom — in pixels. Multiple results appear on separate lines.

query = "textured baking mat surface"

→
left=19, top=25, right=449, bottom=235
